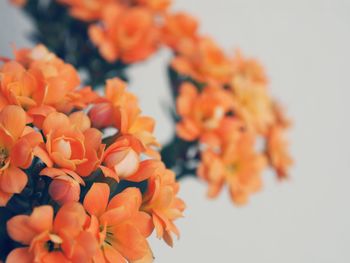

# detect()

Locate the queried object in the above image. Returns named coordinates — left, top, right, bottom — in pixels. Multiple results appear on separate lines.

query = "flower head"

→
left=0, top=105, right=43, bottom=206
left=172, top=37, right=233, bottom=85
left=198, top=127, right=266, bottom=205
left=176, top=82, right=234, bottom=142
left=6, top=203, right=99, bottom=262
left=89, top=5, right=160, bottom=63
left=84, top=183, right=154, bottom=262
left=142, top=162, right=185, bottom=246
left=162, top=12, right=199, bottom=55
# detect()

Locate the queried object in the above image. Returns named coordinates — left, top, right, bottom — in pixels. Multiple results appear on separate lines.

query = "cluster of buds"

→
left=0, top=45, right=185, bottom=262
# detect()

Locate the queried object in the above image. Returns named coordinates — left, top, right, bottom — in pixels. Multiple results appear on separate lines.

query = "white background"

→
left=1, top=0, right=350, bottom=262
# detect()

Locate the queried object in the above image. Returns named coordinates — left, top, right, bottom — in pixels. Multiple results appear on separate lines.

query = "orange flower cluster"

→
left=0, top=45, right=185, bottom=262
left=175, top=51, right=292, bottom=205
left=36, top=1, right=202, bottom=65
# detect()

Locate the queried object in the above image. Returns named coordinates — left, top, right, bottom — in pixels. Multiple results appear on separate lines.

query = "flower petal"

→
left=0, top=165, right=27, bottom=194
left=83, top=183, right=110, bottom=217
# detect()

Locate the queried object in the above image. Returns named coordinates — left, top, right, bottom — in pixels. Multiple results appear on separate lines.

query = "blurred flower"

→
left=142, top=162, right=185, bottom=246
left=84, top=183, right=154, bottom=262
left=229, top=52, right=274, bottom=135
left=6, top=203, right=99, bottom=262
left=162, top=12, right=199, bottom=55
left=9, top=0, right=26, bottom=7
left=171, top=37, right=233, bottom=85
left=136, top=0, right=171, bottom=12
left=198, top=127, right=266, bottom=205
left=266, top=103, right=292, bottom=179
left=89, top=5, right=159, bottom=63
left=266, top=125, right=293, bottom=179
left=58, top=0, right=116, bottom=21
left=176, top=82, right=234, bottom=142
left=0, top=105, right=43, bottom=206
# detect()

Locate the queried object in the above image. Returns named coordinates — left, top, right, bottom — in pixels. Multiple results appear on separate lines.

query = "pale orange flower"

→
left=176, top=82, right=234, bottom=142
left=231, top=50, right=268, bottom=86
left=100, top=135, right=161, bottom=183
left=0, top=105, right=43, bottom=206
left=162, top=12, right=199, bottom=55
left=229, top=52, right=274, bottom=135
left=89, top=5, right=159, bottom=63
left=198, top=121, right=266, bottom=205
left=6, top=203, right=99, bottom=262
left=142, top=162, right=185, bottom=246
left=171, top=37, right=233, bottom=85
left=84, top=183, right=154, bottom=263
left=58, top=0, right=116, bottom=21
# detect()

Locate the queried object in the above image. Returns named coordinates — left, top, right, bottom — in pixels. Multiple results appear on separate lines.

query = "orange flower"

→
left=162, top=12, right=199, bottom=55
left=89, top=5, right=159, bottom=63
left=142, top=162, right=185, bottom=246
left=38, top=111, right=104, bottom=203
left=229, top=52, right=274, bottom=135
left=0, top=105, right=43, bottom=206
left=84, top=183, right=154, bottom=262
left=48, top=174, right=81, bottom=205
left=58, top=0, right=116, bottom=21
left=9, top=0, right=27, bottom=7
left=231, top=50, right=268, bottom=86
left=90, top=78, right=160, bottom=157
left=15, top=45, right=80, bottom=103
left=0, top=61, right=38, bottom=110
left=1, top=45, right=96, bottom=114
left=198, top=122, right=266, bottom=205
left=100, top=135, right=160, bottom=183
left=171, top=37, right=233, bottom=85
left=6, top=203, right=99, bottom=262
left=40, top=111, right=103, bottom=174
left=176, top=82, right=234, bottom=142
left=136, top=0, right=171, bottom=12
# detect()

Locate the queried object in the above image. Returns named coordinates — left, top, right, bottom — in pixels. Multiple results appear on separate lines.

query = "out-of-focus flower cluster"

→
left=0, top=45, right=185, bottom=262
left=175, top=49, right=293, bottom=205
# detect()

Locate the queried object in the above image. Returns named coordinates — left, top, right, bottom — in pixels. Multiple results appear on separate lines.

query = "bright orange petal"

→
left=103, top=245, right=127, bottom=263
left=84, top=183, right=110, bottom=217
left=0, top=165, right=27, bottom=194
left=6, top=247, right=33, bottom=263
left=0, top=105, right=26, bottom=140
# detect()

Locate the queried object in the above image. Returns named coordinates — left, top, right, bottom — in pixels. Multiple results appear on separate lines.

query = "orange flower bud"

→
left=49, top=175, right=80, bottom=205
left=104, top=147, right=140, bottom=179
left=88, top=103, right=114, bottom=129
